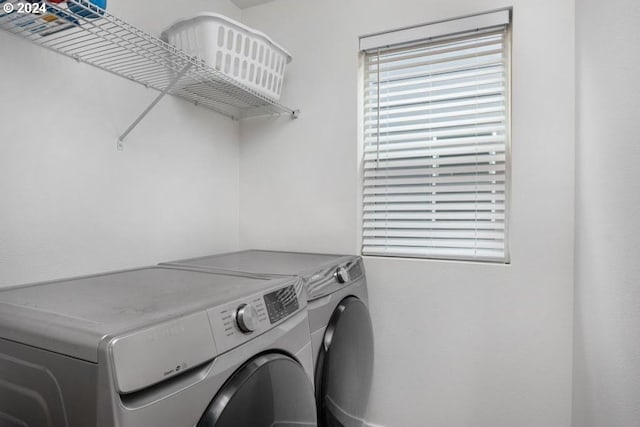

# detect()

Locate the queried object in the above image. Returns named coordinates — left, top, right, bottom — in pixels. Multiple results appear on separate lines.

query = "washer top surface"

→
left=163, top=250, right=366, bottom=302
left=166, top=249, right=352, bottom=277
left=0, top=266, right=289, bottom=362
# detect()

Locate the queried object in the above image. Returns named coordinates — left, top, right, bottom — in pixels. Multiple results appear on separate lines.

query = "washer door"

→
left=197, top=353, right=317, bottom=427
left=316, top=297, right=374, bottom=427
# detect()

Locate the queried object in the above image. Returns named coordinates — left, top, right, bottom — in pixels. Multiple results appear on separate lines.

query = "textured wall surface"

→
left=573, top=1, right=640, bottom=425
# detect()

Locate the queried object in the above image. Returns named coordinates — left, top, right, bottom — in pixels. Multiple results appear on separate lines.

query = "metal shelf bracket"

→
left=117, top=63, right=193, bottom=151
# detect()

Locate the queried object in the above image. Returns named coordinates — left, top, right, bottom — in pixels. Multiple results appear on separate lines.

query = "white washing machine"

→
left=162, top=250, right=374, bottom=427
left=0, top=266, right=317, bottom=427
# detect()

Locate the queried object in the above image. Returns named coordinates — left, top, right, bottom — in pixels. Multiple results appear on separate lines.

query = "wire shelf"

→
left=0, top=0, right=298, bottom=122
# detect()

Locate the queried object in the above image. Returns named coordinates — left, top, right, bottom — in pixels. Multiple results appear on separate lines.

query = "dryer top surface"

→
left=0, top=267, right=292, bottom=361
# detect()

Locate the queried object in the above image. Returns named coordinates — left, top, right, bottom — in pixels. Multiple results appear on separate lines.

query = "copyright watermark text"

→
left=2, top=2, right=47, bottom=14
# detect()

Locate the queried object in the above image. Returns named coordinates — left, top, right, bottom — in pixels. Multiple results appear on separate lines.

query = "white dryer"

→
left=162, top=250, right=374, bottom=427
left=0, top=266, right=317, bottom=427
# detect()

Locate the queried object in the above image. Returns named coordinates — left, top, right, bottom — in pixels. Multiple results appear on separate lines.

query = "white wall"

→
left=0, top=1, right=582, bottom=426
left=573, top=1, right=640, bottom=426
left=240, top=1, right=575, bottom=426
left=0, top=0, right=242, bottom=287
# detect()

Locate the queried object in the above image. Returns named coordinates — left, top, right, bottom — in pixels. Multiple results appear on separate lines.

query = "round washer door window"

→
left=316, top=296, right=374, bottom=427
left=198, top=353, right=316, bottom=427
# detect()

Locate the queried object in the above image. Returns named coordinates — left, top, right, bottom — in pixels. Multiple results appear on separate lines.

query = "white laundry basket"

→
left=161, top=13, right=292, bottom=101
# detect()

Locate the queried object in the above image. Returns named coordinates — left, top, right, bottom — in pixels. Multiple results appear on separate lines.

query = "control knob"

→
left=235, top=304, right=258, bottom=333
left=334, top=266, right=350, bottom=284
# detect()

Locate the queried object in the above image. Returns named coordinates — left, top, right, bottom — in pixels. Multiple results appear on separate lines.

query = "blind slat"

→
left=364, top=174, right=505, bottom=188
left=364, top=68, right=503, bottom=94
left=364, top=95, right=505, bottom=119
left=364, top=57, right=504, bottom=84
left=364, top=144, right=505, bottom=162
left=363, top=229, right=504, bottom=240
left=364, top=153, right=505, bottom=167
left=364, top=107, right=505, bottom=132
left=366, top=50, right=504, bottom=77
left=365, top=114, right=506, bottom=137
left=364, top=87, right=505, bottom=110
left=363, top=202, right=505, bottom=212
left=363, top=135, right=503, bottom=152
left=362, top=246, right=505, bottom=261
left=366, top=34, right=504, bottom=63
left=364, top=153, right=505, bottom=170
left=363, top=237, right=504, bottom=250
left=363, top=212, right=505, bottom=221
left=363, top=183, right=505, bottom=195
left=364, top=193, right=505, bottom=203
left=363, top=125, right=505, bottom=144
left=363, top=220, right=505, bottom=230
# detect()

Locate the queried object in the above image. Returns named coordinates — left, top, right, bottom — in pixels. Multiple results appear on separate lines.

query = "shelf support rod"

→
left=117, top=63, right=193, bottom=150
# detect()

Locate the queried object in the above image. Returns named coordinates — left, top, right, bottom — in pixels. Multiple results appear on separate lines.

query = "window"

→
left=360, top=10, right=511, bottom=262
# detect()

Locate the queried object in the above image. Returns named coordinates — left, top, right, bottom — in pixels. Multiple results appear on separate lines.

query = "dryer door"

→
left=197, top=352, right=316, bottom=427
left=316, top=297, right=374, bottom=427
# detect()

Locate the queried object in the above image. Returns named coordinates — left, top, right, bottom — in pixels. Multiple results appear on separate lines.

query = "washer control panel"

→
left=306, top=256, right=365, bottom=299
left=334, top=266, right=350, bottom=284
left=207, top=280, right=302, bottom=354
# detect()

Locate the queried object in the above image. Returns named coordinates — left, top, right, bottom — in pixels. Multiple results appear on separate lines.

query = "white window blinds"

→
left=360, top=11, right=511, bottom=262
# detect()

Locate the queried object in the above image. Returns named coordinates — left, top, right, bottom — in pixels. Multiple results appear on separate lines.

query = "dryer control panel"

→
left=106, top=272, right=306, bottom=395
left=264, top=284, right=299, bottom=324
left=207, top=278, right=304, bottom=354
